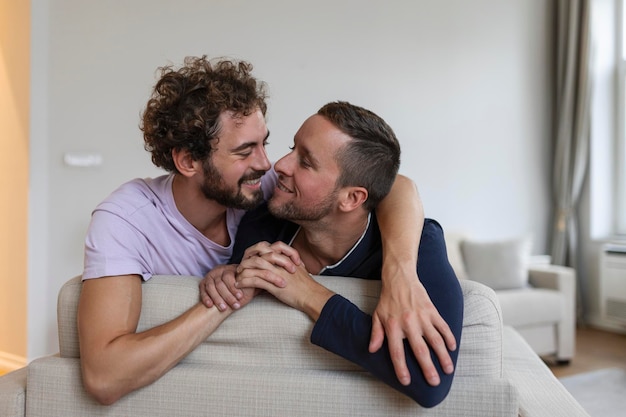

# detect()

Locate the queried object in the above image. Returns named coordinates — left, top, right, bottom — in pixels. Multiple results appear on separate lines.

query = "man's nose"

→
left=254, top=147, right=272, bottom=171
left=273, top=152, right=294, bottom=176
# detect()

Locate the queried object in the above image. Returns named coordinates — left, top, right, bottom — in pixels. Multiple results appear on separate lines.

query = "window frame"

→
left=617, top=0, right=626, bottom=235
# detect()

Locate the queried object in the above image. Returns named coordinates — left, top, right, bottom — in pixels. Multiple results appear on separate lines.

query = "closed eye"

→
left=300, top=157, right=312, bottom=168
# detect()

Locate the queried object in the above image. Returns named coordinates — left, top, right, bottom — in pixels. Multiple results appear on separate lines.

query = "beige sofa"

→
left=0, top=274, right=587, bottom=417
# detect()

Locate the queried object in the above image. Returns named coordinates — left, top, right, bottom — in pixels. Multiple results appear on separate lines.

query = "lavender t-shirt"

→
left=82, top=169, right=277, bottom=281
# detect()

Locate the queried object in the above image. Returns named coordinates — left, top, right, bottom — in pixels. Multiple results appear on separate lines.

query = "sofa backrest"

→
left=57, top=275, right=503, bottom=378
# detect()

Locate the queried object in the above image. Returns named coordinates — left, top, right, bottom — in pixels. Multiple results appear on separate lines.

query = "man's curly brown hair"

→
left=140, top=56, right=268, bottom=173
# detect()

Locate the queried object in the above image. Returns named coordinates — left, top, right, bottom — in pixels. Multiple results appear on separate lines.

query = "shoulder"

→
left=95, top=175, right=172, bottom=217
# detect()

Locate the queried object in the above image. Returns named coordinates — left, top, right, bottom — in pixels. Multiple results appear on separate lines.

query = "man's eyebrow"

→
left=231, top=130, right=270, bottom=152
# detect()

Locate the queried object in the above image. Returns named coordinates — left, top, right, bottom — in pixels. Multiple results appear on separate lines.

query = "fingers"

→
left=376, top=312, right=452, bottom=387
left=237, top=255, right=288, bottom=287
left=422, top=320, right=455, bottom=375
left=439, top=320, right=457, bottom=352
left=213, top=272, right=242, bottom=311
left=405, top=328, right=441, bottom=387
left=242, top=241, right=301, bottom=273
left=200, top=268, right=227, bottom=308
left=199, top=277, right=215, bottom=308
left=235, top=264, right=287, bottom=292
left=242, top=241, right=273, bottom=258
left=368, top=315, right=385, bottom=353
left=272, top=242, right=303, bottom=271
left=405, top=315, right=455, bottom=384
left=199, top=265, right=242, bottom=312
left=385, top=320, right=413, bottom=386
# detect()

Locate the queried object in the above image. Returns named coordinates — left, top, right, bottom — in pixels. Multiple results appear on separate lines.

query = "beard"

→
left=200, top=159, right=265, bottom=210
left=268, top=187, right=338, bottom=222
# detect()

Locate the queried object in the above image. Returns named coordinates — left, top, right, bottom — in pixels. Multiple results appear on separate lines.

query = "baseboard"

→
left=0, top=351, right=27, bottom=370
left=585, top=314, right=626, bottom=334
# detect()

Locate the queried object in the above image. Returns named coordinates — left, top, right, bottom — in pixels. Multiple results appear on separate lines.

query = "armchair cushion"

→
left=460, top=236, right=532, bottom=290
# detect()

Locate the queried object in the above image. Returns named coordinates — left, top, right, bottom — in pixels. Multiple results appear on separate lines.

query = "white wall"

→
left=29, top=0, right=554, bottom=359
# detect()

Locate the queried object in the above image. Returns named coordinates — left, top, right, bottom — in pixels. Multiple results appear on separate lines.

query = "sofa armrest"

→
left=0, top=367, right=27, bottom=417
left=528, top=265, right=576, bottom=361
left=502, top=326, right=588, bottom=416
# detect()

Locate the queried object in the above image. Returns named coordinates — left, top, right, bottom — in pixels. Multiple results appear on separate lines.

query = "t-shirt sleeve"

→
left=82, top=207, right=152, bottom=281
left=310, top=294, right=455, bottom=408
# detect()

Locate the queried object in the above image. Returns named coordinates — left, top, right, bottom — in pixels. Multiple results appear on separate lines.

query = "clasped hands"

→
left=199, top=241, right=456, bottom=387
left=199, top=241, right=330, bottom=315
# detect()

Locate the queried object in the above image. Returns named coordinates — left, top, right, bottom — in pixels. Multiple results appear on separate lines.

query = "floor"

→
left=546, top=325, right=626, bottom=379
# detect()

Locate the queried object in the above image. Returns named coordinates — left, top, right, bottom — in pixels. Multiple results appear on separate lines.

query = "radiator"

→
left=600, top=244, right=626, bottom=325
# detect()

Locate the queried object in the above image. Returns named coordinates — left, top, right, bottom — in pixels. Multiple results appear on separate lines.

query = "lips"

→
left=241, top=177, right=261, bottom=186
left=276, top=177, right=293, bottom=193
left=240, top=171, right=264, bottom=187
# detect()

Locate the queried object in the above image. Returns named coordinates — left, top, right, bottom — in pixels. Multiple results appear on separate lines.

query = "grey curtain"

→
left=551, top=0, right=592, bottom=269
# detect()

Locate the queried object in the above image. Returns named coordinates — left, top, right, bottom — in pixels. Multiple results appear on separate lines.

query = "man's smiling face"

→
left=200, top=108, right=271, bottom=210
left=269, top=114, right=350, bottom=222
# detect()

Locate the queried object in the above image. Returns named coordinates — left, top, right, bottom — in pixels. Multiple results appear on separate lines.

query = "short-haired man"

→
left=202, top=102, right=463, bottom=407
left=78, top=57, right=455, bottom=405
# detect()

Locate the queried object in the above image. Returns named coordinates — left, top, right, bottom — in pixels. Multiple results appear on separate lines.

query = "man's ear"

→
left=172, top=148, right=202, bottom=177
left=338, top=186, right=369, bottom=212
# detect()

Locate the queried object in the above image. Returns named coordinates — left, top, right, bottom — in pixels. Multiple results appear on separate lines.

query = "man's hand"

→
left=369, top=268, right=457, bottom=387
left=235, top=247, right=334, bottom=321
left=199, top=264, right=262, bottom=311
left=240, top=241, right=303, bottom=271
left=199, top=242, right=302, bottom=311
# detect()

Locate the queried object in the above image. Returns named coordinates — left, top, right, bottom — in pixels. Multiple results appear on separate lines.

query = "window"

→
left=590, top=0, right=623, bottom=240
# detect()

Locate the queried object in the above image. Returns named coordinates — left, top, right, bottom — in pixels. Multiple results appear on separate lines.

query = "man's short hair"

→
left=141, top=56, right=268, bottom=173
left=318, top=101, right=401, bottom=211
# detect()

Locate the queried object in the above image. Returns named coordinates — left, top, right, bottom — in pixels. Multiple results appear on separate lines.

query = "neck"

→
left=292, top=213, right=369, bottom=274
left=171, top=174, right=230, bottom=245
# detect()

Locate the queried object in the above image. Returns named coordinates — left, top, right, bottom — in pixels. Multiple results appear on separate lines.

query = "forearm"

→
left=80, top=302, right=232, bottom=404
left=376, top=175, right=424, bottom=277
left=311, top=295, right=455, bottom=407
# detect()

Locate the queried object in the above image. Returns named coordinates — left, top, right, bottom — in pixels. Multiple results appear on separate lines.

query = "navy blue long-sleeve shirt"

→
left=231, top=203, right=464, bottom=407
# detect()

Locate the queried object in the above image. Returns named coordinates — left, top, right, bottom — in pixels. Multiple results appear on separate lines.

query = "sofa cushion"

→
left=58, top=275, right=503, bottom=378
left=461, top=236, right=532, bottom=290
left=26, top=355, right=518, bottom=417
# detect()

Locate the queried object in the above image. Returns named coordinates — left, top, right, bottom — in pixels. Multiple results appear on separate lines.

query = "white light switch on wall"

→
left=63, top=152, right=103, bottom=167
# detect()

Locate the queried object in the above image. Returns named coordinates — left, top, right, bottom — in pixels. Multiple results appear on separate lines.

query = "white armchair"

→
left=444, top=232, right=576, bottom=363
